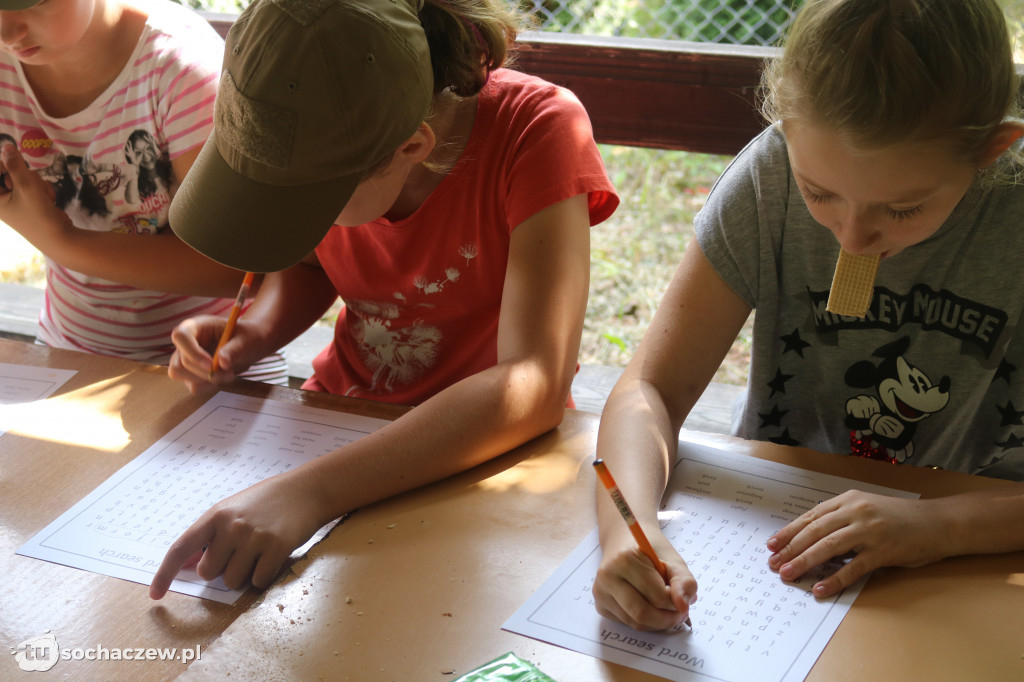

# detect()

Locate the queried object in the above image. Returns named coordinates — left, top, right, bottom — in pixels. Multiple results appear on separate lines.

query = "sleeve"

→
left=694, top=126, right=791, bottom=308
left=149, top=8, right=224, bottom=159
left=501, top=80, right=619, bottom=231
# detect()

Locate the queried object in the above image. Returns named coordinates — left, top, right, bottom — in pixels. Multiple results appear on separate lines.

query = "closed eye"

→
left=887, top=205, right=923, bottom=222
left=799, top=186, right=832, bottom=204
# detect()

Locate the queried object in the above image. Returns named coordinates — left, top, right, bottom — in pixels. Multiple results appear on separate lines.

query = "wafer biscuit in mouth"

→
left=826, top=249, right=880, bottom=318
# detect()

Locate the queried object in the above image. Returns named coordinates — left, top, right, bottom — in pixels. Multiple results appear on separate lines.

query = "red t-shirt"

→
left=306, top=69, right=618, bottom=404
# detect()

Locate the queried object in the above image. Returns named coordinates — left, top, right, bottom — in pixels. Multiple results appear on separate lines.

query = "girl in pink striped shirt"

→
left=0, top=0, right=285, bottom=381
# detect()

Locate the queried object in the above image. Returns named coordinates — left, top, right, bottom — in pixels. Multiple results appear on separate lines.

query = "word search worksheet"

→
left=0, top=362, right=77, bottom=435
left=18, top=391, right=389, bottom=603
left=504, top=442, right=918, bottom=681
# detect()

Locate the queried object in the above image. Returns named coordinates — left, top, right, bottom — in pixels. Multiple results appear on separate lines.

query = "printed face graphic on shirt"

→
left=843, top=337, right=951, bottom=463
left=758, top=286, right=1018, bottom=469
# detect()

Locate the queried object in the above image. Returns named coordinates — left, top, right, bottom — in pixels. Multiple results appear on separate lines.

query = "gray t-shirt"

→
left=696, top=125, right=1024, bottom=480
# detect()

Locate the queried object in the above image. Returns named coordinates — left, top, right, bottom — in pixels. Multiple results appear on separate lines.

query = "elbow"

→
left=511, top=362, right=574, bottom=436
left=533, top=394, right=569, bottom=434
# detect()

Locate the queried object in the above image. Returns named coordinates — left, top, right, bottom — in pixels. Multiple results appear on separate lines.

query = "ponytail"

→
left=418, top=0, right=528, bottom=96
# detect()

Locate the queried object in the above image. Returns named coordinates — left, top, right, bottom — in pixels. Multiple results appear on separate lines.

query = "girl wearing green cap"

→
left=149, top=0, right=618, bottom=598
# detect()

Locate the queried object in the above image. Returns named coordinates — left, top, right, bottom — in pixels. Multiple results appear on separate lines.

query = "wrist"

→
left=235, top=319, right=282, bottom=365
left=284, top=463, right=346, bottom=530
left=926, top=495, right=971, bottom=558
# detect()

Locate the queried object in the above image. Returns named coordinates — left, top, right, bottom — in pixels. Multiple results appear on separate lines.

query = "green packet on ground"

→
left=453, top=651, right=558, bottom=682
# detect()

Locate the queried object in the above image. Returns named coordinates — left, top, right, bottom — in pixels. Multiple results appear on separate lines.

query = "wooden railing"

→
left=201, top=13, right=772, bottom=156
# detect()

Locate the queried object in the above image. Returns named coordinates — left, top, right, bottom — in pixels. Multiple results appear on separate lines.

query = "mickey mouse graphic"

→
left=843, top=336, right=951, bottom=463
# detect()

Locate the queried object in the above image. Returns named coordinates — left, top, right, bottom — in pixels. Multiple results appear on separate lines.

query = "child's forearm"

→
left=33, top=226, right=253, bottom=298
left=294, top=357, right=572, bottom=524
left=234, top=263, right=338, bottom=358
left=935, top=483, right=1024, bottom=557
left=596, top=373, right=685, bottom=524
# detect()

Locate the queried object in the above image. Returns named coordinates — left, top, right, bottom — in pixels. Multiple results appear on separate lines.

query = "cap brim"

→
left=170, top=133, right=360, bottom=273
left=0, top=0, right=42, bottom=8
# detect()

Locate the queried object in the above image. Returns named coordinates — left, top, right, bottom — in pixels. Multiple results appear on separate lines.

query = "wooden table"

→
left=2, top=339, right=1023, bottom=681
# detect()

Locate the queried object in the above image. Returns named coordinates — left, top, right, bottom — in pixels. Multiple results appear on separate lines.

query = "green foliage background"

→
left=171, top=0, right=247, bottom=12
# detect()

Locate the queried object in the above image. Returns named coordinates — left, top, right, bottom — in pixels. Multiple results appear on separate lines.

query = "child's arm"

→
left=592, top=238, right=751, bottom=631
left=0, top=144, right=252, bottom=299
left=767, top=482, right=1024, bottom=598
left=150, top=193, right=594, bottom=598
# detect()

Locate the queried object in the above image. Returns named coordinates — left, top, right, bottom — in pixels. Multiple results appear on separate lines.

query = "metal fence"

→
left=522, top=0, right=1024, bottom=47
left=522, top=0, right=797, bottom=44
left=189, top=1, right=1024, bottom=49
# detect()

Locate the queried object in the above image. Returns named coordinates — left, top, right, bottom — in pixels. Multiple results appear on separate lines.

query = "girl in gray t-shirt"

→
left=592, top=0, right=1024, bottom=633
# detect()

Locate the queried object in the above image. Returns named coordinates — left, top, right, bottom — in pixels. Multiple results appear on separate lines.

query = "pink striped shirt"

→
left=0, top=2, right=283, bottom=379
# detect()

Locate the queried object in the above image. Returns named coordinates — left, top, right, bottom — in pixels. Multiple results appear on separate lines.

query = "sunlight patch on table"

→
left=1, top=382, right=131, bottom=451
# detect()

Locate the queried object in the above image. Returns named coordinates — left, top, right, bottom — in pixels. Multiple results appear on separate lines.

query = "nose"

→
left=834, top=207, right=881, bottom=254
left=0, top=14, right=28, bottom=48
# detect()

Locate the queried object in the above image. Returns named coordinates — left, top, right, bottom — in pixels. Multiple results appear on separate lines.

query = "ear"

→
left=977, top=121, right=1024, bottom=168
left=395, top=122, right=436, bottom=165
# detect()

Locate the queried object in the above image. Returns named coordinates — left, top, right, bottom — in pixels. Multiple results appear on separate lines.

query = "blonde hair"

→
left=761, top=0, right=1022, bottom=172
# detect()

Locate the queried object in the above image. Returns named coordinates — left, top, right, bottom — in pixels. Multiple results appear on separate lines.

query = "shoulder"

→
left=709, top=125, right=790, bottom=198
left=132, top=0, right=224, bottom=70
left=133, top=0, right=222, bottom=36
left=481, top=68, right=589, bottom=122
left=474, top=68, right=597, bottom=156
left=696, top=125, right=795, bottom=265
left=736, top=124, right=789, bottom=166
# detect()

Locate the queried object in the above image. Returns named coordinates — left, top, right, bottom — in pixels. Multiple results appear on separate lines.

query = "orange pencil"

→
left=209, top=271, right=255, bottom=377
left=594, top=458, right=691, bottom=628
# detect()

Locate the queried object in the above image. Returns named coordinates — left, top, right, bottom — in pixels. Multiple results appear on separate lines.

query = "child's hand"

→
left=148, top=470, right=329, bottom=599
left=168, top=316, right=263, bottom=393
left=0, top=143, right=67, bottom=245
left=592, top=537, right=697, bottom=632
left=766, top=491, right=946, bottom=597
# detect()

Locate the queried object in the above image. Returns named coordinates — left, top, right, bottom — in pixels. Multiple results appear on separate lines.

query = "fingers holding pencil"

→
left=594, top=546, right=698, bottom=632
left=593, top=459, right=698, bottom=632
left=169, top=316, right=240, bottom=393
left=210, top=272, right=255, bottom=376
left=168, top=273, right=256, bottom=394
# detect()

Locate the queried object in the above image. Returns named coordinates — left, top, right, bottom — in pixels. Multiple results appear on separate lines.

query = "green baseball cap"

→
left=170, top=0, right=433, bottom=273
left=0, top=0, right=43, bottom=8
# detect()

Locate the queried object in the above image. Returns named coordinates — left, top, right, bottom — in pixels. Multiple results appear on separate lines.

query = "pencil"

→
left=209, top=272, right=255, bottom=377
left=594, top=458, right=692, bottom=628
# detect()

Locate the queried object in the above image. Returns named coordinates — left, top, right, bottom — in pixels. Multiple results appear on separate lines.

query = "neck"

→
left=24, top=1, right=145, bottom=118
left=384, top=91, right=478, bottom=221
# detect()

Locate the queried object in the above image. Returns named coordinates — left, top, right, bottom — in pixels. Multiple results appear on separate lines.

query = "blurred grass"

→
left=0, top=146, right=754, bottom=387
left=586, top=145, right=753, bottom=386
left=0, top=252, right=45, bottom=287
